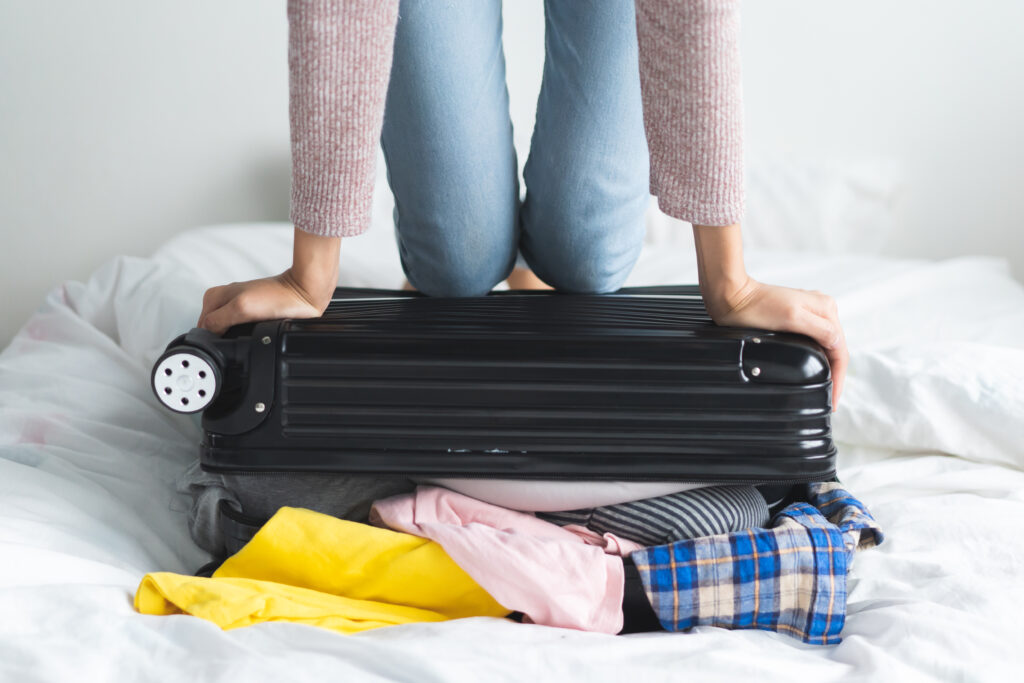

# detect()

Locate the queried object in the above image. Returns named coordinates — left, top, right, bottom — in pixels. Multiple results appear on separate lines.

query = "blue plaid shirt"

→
left=630, top=482, right=883, bottom=645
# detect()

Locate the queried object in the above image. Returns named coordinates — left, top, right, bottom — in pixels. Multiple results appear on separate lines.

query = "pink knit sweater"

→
left=288, top=0, right=743, bottom=238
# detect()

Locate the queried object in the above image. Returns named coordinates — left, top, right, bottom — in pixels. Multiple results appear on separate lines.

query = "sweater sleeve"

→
left=635, top=0, right=744, bottom=227
left=287, top=0, right=399, bottom=238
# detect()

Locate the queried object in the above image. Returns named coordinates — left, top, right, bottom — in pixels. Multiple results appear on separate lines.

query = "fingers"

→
left=796, top=306, right=848, bottom=412
left=196, top=275, right=325, bottom=336
left=200, top=290, right=263, bottom=336
left=776, top=306, right=847, bottom=412
left=805, top=293, right=847, bottom=411
left=199, top=301, right=238, bottom=336
left=712, top=283, right=849, bottom=412
left=827, top=325, right=849, bottom=412
left=198, top=284, right=236, bottom=329
left=770, top=304, right=838, bottom=350
left=805, top=290, right=839, bottom=320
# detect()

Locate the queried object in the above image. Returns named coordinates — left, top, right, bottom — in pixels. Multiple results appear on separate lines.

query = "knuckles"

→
left=816, top=291, right=839, bottom=317
left=783, top=304, right=802, bottom=325
left=229, top=293, right=252, bottom=316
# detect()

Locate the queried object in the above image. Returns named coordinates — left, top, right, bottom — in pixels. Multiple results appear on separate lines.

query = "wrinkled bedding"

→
left=2, top=223, right=1023, bottom=681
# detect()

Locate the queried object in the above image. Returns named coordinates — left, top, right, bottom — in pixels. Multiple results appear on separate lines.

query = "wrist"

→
left=692, top=223, right=748, bottom=296
left=691, top=222, right=753, bottom=317
left=289, top=227, right=341, bottom=309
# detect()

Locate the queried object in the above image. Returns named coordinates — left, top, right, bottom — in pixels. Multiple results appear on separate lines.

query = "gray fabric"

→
left=177, top=459, right=416, bottom=557
left=536, top=485, right=770, bottom=547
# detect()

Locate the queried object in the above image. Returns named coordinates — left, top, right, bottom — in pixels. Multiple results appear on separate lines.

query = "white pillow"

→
left=644, top=157, right=902, bottom=254
left=834, top=341, right=1024, bottom=471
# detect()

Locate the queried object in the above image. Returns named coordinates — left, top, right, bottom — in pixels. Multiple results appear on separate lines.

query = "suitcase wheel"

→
left=152, top=349, right=221, bottom=413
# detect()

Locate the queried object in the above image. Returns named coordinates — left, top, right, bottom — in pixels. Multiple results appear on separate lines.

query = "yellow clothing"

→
left=135, top=507, right=509, bottom=634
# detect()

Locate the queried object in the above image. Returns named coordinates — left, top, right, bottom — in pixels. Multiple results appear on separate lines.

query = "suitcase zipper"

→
left=205, top=466, right=835, bottom=487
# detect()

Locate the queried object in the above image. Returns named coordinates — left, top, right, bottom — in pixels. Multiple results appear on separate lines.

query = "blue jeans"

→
left=381, top=0, right=650, bottom=296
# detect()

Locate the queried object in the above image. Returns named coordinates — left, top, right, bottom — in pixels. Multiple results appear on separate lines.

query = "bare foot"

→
left=506, top=267, right=552, bottom=290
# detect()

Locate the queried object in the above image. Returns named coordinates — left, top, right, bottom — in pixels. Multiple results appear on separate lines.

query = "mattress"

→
left=2, top=223, right=1023, bottom=681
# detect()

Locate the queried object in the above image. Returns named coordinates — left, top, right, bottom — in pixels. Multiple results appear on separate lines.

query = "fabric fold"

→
left=370, top=485, right=640, bottom=634
left=135, top=506, right=509, bottom=635
left=630, top=482, right=884, bottom=645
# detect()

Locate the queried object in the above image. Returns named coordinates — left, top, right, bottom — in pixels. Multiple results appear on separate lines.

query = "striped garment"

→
left=630, top=482, right=884, bottom=645
left=537, top=486, right=769, bottom=547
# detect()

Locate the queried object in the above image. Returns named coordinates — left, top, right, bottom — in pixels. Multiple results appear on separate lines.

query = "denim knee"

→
left=520, top=180, right=648, bottom=295
left=524, top=227, right=645, bottom=295
left=381, top=0, right=519, bottom=298
left=406, top=254, right=514, bottom=298
left=397, top=209, right=518, bottom=298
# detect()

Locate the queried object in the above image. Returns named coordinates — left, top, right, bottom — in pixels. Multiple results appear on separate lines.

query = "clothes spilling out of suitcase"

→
left=141, top=288, right=884, bottom=645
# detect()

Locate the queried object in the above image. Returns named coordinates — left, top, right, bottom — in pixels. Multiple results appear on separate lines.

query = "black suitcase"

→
left=153, top=285, right=836, bottom=485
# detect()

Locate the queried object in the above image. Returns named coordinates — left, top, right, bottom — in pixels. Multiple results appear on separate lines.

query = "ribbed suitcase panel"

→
left=200, top=288, right=836, bottom=482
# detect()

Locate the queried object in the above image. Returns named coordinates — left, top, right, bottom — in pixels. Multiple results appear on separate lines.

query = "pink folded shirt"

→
left=368, top=485, right=642, bottom=633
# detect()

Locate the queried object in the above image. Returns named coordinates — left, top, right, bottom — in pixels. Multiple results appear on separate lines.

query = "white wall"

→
left=2, top=0, right=1023, bottom=350
left=741, top=1, right=1024, bottom=269
left=0, top=1, right=291, bottom=349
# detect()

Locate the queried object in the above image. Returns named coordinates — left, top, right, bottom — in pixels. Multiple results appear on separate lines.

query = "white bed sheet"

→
left=2, top=223, right=1023, bottom=682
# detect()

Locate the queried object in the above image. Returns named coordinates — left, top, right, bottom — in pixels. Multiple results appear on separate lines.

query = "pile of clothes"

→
left=137, top=481, right=882, bottom=645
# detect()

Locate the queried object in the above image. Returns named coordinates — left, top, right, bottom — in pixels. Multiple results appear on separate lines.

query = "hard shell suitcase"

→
left=153, top=285, right=836, bottom=485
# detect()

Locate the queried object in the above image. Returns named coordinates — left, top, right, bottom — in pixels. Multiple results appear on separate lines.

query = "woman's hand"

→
left=197, top=228, right=341, bottom=335
left=703, top=277, right=848, bottom=411
left=197, top=269, right=333, bottom=335
left=692, top=223, right=848, bottom=411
